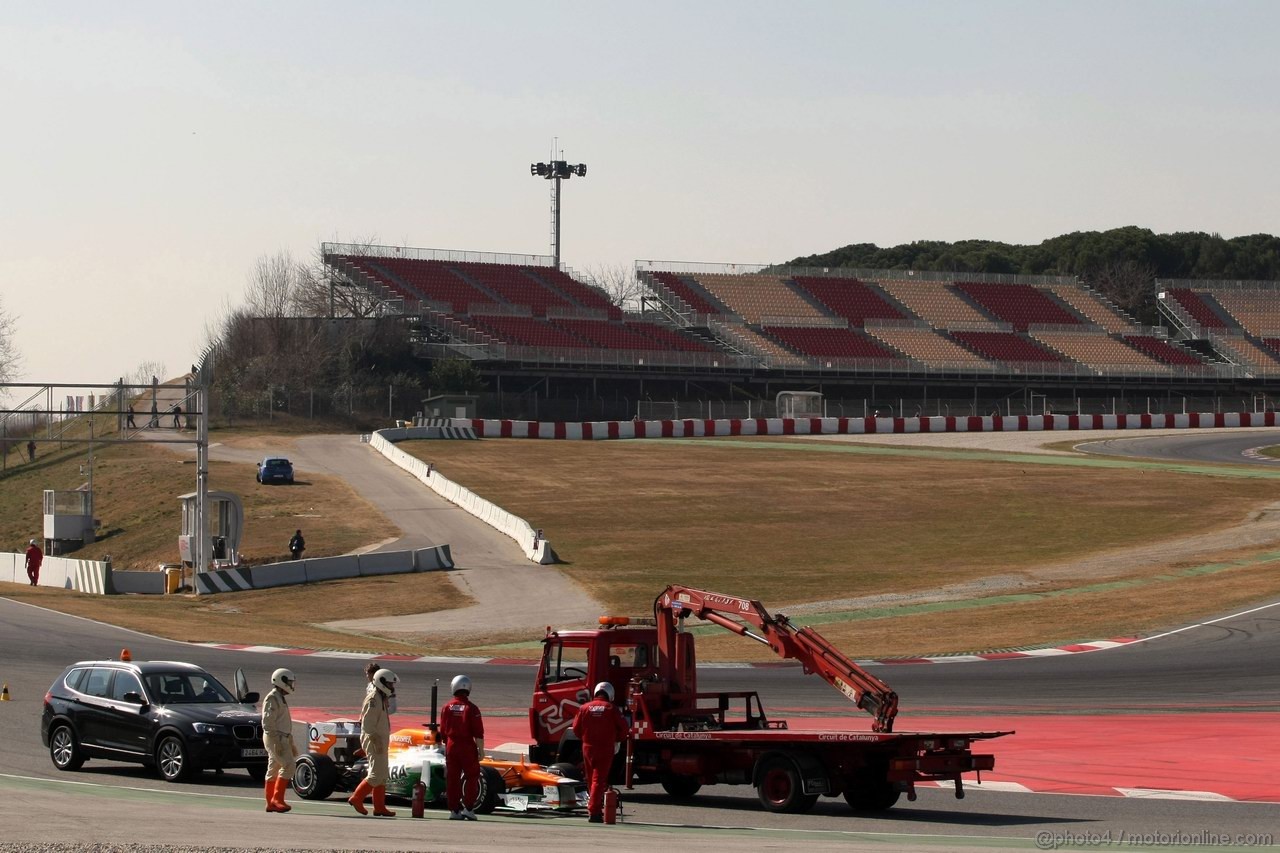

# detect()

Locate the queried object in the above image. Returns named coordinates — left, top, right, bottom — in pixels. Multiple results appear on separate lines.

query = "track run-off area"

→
left=2, top=428, right=1278, bottom=851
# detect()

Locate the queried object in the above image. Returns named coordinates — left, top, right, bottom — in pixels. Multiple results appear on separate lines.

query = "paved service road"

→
left=1, top=597, right=1276, bottom=852
left=201, top=434, right=602, bottom=639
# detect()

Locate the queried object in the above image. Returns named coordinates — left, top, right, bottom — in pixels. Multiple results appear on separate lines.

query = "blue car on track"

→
left=256, top=456, right=294, bottom=484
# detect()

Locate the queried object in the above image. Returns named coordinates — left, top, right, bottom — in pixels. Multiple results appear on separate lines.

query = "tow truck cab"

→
left=529, top=622, right=656, bottom=765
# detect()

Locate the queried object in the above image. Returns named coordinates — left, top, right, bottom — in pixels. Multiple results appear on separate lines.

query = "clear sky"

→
left=3, top=1, right=1278, bottom=385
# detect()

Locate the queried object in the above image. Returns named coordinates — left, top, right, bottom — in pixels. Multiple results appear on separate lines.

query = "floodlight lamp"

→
left=530, top=163, right=539, bottom=176
left=574, top=164, right=586, bottom=177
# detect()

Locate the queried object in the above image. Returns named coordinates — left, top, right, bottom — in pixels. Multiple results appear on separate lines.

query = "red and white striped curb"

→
left=194, top=636, right=1140, bottom=666
left=463, top=411, right=1279, bottom=440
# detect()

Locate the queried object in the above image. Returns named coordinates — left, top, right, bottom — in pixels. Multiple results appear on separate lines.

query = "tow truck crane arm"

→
left=655, top=585, right=900, bottom=732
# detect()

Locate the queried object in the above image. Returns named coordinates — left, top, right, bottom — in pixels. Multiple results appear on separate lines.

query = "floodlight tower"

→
left=530, top=157, right=587, bottom=269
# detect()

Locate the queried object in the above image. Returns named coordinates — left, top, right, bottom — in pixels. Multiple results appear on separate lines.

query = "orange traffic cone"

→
left=0, top=683, right=10, bottom=701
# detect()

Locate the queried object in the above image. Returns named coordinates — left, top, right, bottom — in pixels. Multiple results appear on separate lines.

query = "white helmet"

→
left=374, top=669, right=398, bottom=695
left=271, top=668, right=296, bottom=694
left=450, top=674, right=472, bottom=696
left=29, top=539, right=38, bottom=546
left=594, top=682, right=614, bottom=702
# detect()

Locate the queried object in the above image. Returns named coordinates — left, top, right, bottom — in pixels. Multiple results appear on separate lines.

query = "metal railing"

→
left=323, top=242, right=555, bottom=267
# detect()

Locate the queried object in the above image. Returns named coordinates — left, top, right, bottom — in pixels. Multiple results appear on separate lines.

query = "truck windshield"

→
left=542, top=642, right=589, bottom=684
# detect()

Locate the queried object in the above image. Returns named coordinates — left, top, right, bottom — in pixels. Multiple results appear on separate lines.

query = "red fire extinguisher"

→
left=411, top=781, right=426, bottom=818
left=603, top=787, right=619, bottom=824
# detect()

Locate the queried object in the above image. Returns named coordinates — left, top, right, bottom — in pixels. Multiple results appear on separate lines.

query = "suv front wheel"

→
left=156, top=735, right=194, bottom=782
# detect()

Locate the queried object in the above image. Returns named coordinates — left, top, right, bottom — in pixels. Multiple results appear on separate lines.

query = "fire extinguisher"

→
left=603, top=787, right=619, bottom=824
left=411, top=780, right=426, bottom=818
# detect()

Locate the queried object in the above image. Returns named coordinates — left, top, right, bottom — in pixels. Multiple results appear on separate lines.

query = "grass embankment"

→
left=403, top=438, right=1280, bottom=656
left=1259, top=445, right=1280, bottom=460
left=0, top=436, right=396, bottom=567
left=0, top=434, right=466, bottom=651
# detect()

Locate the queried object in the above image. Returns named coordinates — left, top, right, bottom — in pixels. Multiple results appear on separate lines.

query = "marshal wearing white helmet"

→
left=572, top=681, right=629, bottom=823
left=261, top=669, right=298, bottom=813
left=349, top=669, right=398, bottom=817
left=441, top=674, right=485, bottom=820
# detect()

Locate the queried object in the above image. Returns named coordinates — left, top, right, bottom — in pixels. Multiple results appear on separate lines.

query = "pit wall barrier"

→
left=368, top=428, right=556, bottom=565
left=193, top=545, right=453, bottom=595
left=461, top=411, right=1280, bottom=440
left=0, top=553, right=113, bottom=594
left=109, top=570, right=167, bottom=595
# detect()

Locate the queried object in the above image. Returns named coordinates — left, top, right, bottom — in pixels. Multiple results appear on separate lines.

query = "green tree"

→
left=428, top=358, right=483, bottom=394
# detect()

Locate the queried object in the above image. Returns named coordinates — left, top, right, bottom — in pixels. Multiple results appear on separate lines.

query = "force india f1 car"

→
left=293, top=718, right=588, bottom=814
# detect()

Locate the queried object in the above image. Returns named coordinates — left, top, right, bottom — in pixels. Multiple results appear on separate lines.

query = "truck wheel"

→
left=293, top=753, right=338, bottom=800
left=843, top=761, right=900, bottom=812
left=660, top=774, right=702, bottom=800
left=475, top=765, right=504, bottom=814
left=756, top=755, right=818, bottom=814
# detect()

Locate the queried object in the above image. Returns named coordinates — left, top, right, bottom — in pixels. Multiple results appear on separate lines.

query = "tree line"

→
left=787, top=227, right=1280, bottom=325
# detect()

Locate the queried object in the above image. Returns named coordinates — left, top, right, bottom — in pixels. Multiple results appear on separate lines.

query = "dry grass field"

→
left=404, top=437, right=1280, bottom=655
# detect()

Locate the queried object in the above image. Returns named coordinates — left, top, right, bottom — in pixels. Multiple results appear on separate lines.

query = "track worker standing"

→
left=572, top=682, right=629, bottom=823
left=440, top=674, right=485, bottom=821
left=25, top=539, right=43, bottom=586
left=262, top=668, right=299, bottom=813
left=289, top=529, right=305, bottom=561
left=349, top=668, right=398, bottom=817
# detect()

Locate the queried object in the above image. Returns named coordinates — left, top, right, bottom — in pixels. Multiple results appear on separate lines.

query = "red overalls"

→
left=440, top=694, right=484, bottom=812
left=572, top=698, right=629, bottom=818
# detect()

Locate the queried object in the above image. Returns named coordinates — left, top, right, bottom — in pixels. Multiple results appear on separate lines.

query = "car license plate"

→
left=241, top=748, right=267, bottom=758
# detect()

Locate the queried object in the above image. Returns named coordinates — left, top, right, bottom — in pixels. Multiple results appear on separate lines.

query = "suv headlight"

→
left=192, top=722, right=228, bottom=736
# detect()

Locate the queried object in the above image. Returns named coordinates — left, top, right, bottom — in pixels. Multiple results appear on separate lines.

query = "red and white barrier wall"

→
left=464, top=411, right=1279, bottom=440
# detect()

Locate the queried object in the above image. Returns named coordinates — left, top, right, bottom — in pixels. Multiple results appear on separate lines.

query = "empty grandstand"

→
left=320, top=246, right=1272, bottom=420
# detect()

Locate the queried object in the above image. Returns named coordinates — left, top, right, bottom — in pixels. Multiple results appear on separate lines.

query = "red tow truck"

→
left=529, top=584, right=1010, bottom=814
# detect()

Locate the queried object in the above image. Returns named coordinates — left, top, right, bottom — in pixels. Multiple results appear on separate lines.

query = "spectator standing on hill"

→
left=26, top=440, right=35, bottom=462
left=25, top=539, right=43, bottom=586
left=126, top=405, right=136, bottom=429
left=289, top=529, right=305, bottom=561
left=172, top=404, right=182, bottom=429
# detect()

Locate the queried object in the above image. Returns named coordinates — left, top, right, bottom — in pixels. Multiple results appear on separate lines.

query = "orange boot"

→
left=265, top=779, right=286, bottom=813
left=348, top=778, right=372, bottom=815
left=273, top=777, right=292, bottom=812
left=372, top=785, right=396, bottom=817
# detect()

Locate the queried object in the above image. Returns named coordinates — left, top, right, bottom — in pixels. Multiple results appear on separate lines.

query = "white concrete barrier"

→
left=413, top=544, right=454, bottom=571
left=248, top=561, right=308, bottom=589
left=303, top=554, right=361, bottom=584
left=369, top=430, right=556, bottom=565
left=196, top=566, right=255, bottom=594
left=72, top=560, right=111, bottom=594
left=0, top=552, right=16, bottom=584
left=112, top=570, right=168, bottom=595
left=358, top=551, right=413, bottom=576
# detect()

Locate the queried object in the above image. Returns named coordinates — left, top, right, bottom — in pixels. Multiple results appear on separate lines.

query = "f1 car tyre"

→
left=293, top=753, right=338, bottom=800
left=755, top=754, right=818, bottom=814
left=49, top=725, right=85, bottom=772
left=547, top=762, right=584, bottom=782
left=155, top=735, right=194, bottom=783
left=660, top=773, right=702, bottom=799
left=476, top=765, right=504, bottom=815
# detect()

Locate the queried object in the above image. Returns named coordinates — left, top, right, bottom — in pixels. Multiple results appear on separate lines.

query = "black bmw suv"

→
left=41, top=659, right=268, bottom=783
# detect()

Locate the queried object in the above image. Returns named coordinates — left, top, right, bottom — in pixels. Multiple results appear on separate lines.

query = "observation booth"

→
left=776, top=390, right=825, bottom=419
left=42, top=489, right=98, bottom=556
left=421, top=394, right=478, bottom=420
left=177, top=491, right=243, bottom=568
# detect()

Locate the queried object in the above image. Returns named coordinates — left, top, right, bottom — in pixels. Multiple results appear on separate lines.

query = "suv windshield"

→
left=144, top=671, right=234, bottom=704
